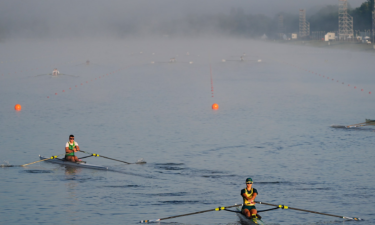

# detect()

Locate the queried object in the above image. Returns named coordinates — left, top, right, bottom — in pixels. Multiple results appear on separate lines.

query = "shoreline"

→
left=272, top=39, right=375, bottom=52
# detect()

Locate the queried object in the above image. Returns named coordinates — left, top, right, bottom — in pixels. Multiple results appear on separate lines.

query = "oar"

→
left=255, top=201, right=363, bottom=221
left=79, top=155, right=94, bottom=160
left=140, top=204, right=243, bottom=223
left=22, top=154, right=67, bottom=167
left=59, top=74, right=79, bottom=77
left=1, top=154, right=66, bottom=167
left=346, top=122, right=367, bottom=128
left=331, top=122, right=367, bottom=128
left=80, top=151, right=146, bottom=164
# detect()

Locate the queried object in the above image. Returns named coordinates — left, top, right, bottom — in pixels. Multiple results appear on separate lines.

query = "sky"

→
left=0, top=0, right=367, bottom=39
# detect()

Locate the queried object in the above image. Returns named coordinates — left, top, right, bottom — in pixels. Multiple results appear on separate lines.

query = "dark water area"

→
left=0, top=38, right=374, bottom=225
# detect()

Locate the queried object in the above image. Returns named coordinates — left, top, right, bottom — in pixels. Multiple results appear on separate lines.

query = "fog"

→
left=0, top=0, right=365, bottom=39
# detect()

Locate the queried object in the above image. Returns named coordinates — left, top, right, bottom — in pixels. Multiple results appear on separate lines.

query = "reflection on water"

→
left=65, top=166, right=82, bottom=176
left=64, top=166, right=82, bottom=225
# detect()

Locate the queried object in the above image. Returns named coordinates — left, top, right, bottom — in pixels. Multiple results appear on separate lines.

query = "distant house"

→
left=357, top=32, right=371, bottom=42
left=324, top=32, right=335, bottom=41
left=291, top=33, right=298, bottom=39
left=261, top=34, right=268, bottom=40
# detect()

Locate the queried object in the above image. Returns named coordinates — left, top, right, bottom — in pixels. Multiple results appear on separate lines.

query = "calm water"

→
left=0, top=38, right=374, bottom=225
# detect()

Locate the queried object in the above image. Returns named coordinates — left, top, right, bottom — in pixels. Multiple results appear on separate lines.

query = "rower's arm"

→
left=75, top=145, right=80, bottom=152
left=242, top=193, right=251, bottom=201
left=250, top=193, right=257, bottom=203
left=242, top=193, right=257, bottom=204
left=65, top=147, right=72, bottom=153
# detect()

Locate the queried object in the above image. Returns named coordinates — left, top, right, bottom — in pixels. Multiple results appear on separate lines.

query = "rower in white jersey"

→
left=52, top=68, right=60, bottom=76
left=65, top=134, right=81, bottom=162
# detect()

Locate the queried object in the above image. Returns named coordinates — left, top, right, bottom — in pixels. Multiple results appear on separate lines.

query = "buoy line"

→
left=258, top=55, right=373, bottom=96
left=46, top=63, right=147, bottom=99
left=283, top=62, right=372, bottom=95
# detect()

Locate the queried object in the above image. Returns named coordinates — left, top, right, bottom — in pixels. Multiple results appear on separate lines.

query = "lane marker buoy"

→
left=14, top=104, right=21, bottom=111
left=212, top=103, right=219, bottom=110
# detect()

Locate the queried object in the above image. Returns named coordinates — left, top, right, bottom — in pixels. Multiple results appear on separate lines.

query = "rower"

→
left=241, top=178, right=261, bottom=219
left=52, top=68, right=59, bottom=76
left=65, top=134, right=81, bottom=162
left=86, top=60, right=90, bottom=65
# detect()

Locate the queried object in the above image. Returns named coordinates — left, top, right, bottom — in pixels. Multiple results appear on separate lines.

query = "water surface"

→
left=0, top=38, right=374, bottom=225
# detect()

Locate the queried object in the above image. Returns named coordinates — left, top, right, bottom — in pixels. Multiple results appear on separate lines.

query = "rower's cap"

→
left=246, top=178, right=253, bottom=183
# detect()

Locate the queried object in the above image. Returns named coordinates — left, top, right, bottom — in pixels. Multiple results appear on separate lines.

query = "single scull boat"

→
left=236, top=207, right=265, bottom=225
left=39, top=155, right=108, bottom=170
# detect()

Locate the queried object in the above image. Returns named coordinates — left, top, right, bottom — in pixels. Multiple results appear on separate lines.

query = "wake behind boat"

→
left=39, top=155, right=108, bottom=170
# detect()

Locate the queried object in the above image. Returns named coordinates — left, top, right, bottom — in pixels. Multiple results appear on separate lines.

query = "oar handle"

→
left=79, top=155, right=93, bottom=160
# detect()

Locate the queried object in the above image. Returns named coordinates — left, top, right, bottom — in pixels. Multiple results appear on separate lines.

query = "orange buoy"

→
left=14, top=104, right=22, bottom=111
left=212, top=103, right=219, bottom=110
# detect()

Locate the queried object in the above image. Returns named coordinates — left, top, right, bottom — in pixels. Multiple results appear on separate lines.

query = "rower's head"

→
left=246, top=178, right=253, bottom=186
left=69, top=134, right=74, bottom=142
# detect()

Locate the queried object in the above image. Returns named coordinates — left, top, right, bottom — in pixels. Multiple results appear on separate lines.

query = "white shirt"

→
left=66, top=141, right=79, bottom=147
left=52, top=70, right=60, bottom=75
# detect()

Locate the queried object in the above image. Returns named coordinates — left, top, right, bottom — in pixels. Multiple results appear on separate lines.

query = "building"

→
left=338, top=0, right=354, bottom=40
left=324, top=32, right=336, bottom=41
left=299, top=9, right=310, bottom=38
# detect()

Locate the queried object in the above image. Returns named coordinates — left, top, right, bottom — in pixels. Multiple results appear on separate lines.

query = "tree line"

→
left=0, top=0, right=373, bottom=39
left=161, top=0, right=374, bottom=38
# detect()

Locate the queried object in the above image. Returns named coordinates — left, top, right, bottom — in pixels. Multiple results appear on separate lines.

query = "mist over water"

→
left=0, top=37, right=374, bottom=225
left=0, top=0, right=366, bottom=40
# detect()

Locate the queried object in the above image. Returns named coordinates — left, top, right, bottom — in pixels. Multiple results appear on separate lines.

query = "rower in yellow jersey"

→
left=241, top=178, right=261, bottom=219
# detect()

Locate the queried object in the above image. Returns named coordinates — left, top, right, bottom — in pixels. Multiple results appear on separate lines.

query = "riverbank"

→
left=273, top=39, right=375, bottom=52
